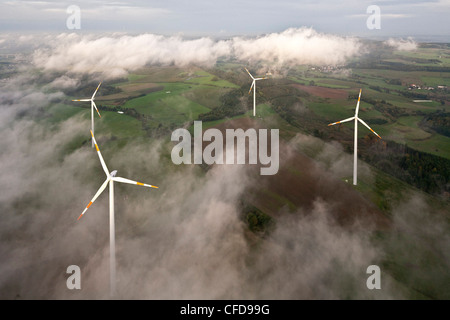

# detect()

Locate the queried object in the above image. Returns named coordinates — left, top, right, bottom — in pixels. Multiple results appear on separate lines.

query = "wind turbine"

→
left=328, top=89, right=381, bottom=185
left=78, top=130, right=158, bottom=296
left=245, top=68, right=268, bottom=117
left=72, top=82, right=102, bottom=147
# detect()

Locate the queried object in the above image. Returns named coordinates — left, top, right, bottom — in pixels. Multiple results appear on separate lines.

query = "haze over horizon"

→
left=0, top=0, right=449, bottom=41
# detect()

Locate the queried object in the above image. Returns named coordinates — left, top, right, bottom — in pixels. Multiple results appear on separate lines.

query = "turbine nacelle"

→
left=110, top=170, right=117, bottom=177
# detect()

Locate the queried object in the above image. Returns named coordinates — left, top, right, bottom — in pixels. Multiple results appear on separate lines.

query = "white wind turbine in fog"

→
left=328, top=89, right=381, bottom=185
left=245, top=68, right=269, bottom=117
left=78, top=130, right=158, bottom=296
left=72, top=82, right=102, bottom=147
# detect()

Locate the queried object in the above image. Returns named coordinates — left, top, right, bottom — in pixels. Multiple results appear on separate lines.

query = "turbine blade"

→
left=91, top=82, right=102, bottom=100
left=92, top=101, right=102, bottom=118
left=355, top=89, right=362, bottom=116
left=244, top=68, right=255, bottom=80
left=72, top=99, right=91, bottom=102
left=78, top=178, right=110, bottom=220
left=112, top=176, right=158, bottom=189
left=90, top=130, right=110, bottom=177
left=328, top=116, right=355, bottom=126
left=248, top=81, right=255, bottom=94
left=358, top=118, right=381, bottom=139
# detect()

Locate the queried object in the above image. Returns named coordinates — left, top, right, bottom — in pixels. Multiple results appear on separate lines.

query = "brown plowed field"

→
left=204, top=117, right=389, bottom=229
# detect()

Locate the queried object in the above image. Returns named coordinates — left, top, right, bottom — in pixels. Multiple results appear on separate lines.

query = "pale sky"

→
left=0, top=0, right=449, bottom=40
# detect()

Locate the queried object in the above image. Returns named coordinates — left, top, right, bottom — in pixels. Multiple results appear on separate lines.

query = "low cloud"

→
left=385, top=37, right=418, bottom=51
left=232, top=28, right=361, bottom=68
left=289, top=133, right=372, bottom=182
left=31, top=28, right=363, bottom=78
left=32, top=33, right=232, bottom=78
left=48, top=75, right=80, bottom=89
left=249, top=199, right=394, bottom=299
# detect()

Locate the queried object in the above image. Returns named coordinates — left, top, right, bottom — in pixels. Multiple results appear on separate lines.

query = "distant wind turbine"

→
left=78, top=130, right=158, bottom=296
left=72, top=82, right=102, bottom=147
left=328, top=89, right=381, bottom=185
left=245, top=68, right=268, bottom=117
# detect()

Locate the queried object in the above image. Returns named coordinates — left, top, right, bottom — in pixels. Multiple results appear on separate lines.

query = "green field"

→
left=121, top=83, right=210, bottom=127
left=184, top=70, right=239, bottom=88
left=393, top=47, right=450, bottom=66
left=46, top=103, right=84, bottom=123
left=307, top=98, right=387, bottom=122
left=289, top=75, right=354, bottom=89
left=182, top=86, right=233, bottom=109
left=44, top=103, right=144, bottom=138
left=374, top=116, right=450, bottom=158
left=96, top=111, right=145, bottom=138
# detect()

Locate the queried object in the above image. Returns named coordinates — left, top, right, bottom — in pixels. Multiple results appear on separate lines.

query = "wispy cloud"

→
left=0, top=1, right=170, bottom=22
left=385, top=37, right=418, bottom=50
left=348, top=13, right=415, bottom=19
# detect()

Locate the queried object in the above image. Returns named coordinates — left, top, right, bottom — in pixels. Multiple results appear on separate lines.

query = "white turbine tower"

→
left=328, top=89, right=382, bottom=185
left=245, top=68, right=268, bottom=117
left=78, top=130, right=158, bottom=296
left=72, top=82, right=102, bottom=147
